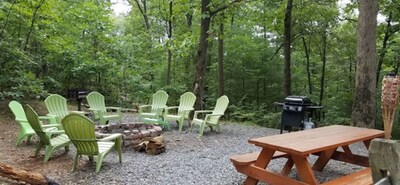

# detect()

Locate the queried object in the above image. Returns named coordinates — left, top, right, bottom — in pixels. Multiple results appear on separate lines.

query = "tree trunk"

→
left=351, top=0, right=378, bottom=128
left=193, top=0, right=211, bottom=110
left=319, top=29, right=327, bottom=106
left=193, top=0, right=243, bottom=109
left=24, top=0, right=45, bottom=51
left=302, top=36, right=312, bottom=95
left=283, top=0, right=293, bottom=97
left=186, top=0, right=193, bottom=28
left=394, top=53, right=400, bottom=75
left=376, top=12, right=392, bottom=87
left=0, top=0, right=17, bottom=39
left=135, top=0, right=150, bottom=31
left=166, top=1, right=173, bottom=85
left=218, top=21, right=225, bottom=97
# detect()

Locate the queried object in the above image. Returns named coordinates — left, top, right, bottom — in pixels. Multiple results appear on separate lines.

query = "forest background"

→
left=1, top=0, right=399, bottom=137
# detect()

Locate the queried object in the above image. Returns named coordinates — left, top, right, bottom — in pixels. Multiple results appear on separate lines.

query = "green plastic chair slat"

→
left=164, top=92, right=196, bottom=131
left=98, top=142, right=115, bottom=153
left=50, top=134, right=69, bottom=145
left=24, top=105, right=71, bottom=162
left=191, top=95, right=229, bottom=137
left=139, top=90, right=169, bottom=120
left=62, top=113, right=122, bottom=173
left=86, top=92, right=122, bottom=125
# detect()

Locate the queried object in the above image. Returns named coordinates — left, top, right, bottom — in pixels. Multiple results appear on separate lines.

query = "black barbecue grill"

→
left=274, top=96, right=323, bottom=134
left=67, top=89, right=89, bottom=111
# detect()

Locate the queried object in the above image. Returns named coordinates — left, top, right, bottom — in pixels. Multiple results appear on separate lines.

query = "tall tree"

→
left=193, top=0, right=242, bottom=109
left=283, top=0, right=293, bottom=97
left=351, top=0, right=378, bottom=128
left=166, top=0, right=173, bottom=85
left=217, top=16, right=225, bottom=97
left=134, top=0, right=150, bottom=31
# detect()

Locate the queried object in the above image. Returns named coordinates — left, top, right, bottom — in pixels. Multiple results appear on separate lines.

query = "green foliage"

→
left=0, top=0, right=398, bottom=131
left=229, top=96, right=281, bottom=128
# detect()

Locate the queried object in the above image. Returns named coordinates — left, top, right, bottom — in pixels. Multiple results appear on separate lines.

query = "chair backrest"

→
left=62, top=113, right=99, bottom=155
left=44, top=94, right=69, bottom=122
left=151, top=90, right=169, bottom=113
left=86, top=91, right=107, bottom=113
left=178, top=92, right=196, bottom=113
left=210, top=95, right=229, bottom=123
left=24, top=105, right=51, bottom=145
left=9, top=100, right=28, bottom=122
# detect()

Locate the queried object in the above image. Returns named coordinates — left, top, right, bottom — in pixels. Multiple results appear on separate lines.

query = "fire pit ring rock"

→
left=95, top=123, right=163, bottom=148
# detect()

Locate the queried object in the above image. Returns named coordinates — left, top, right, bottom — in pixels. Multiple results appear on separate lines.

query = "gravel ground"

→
left=0, top=113, right=369, bottom=185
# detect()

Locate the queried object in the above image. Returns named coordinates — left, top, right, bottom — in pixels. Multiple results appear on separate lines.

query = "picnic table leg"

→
left=363, top=139, right=372, bottom=149
left=312, top=148, right=337, bottom=171
left=291, top=154, right=318, bottom=185
left=281, top=157, right=294, bottom=176
left=341, top=145, right=355, bottom=160
left=244, top=148, right=275, bottom=185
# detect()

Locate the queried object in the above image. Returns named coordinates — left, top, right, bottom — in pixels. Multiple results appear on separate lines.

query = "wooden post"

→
left=0, top=163, right=57, bottom=185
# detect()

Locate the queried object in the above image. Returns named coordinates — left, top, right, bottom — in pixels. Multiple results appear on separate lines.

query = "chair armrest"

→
left=45, top=114, right=59, bottom=124
left=46, top=130, right=65, bottom=134
left=181, top=108, right=194, bottom=112
left=70, top=111, right=86, bottom=115
left=165, top=106, right=179, bottom=111
left=139, top=105, right=151, bottom=113
left=155, top=106, right=168, bottom=112
left=193, top=110, right=213, bottom=118
left=106, top=107, right=122, bottom=114
left=15, top=118, right=28, bottom=122
left=39, top=115, right=57, bottom=120
left=89, top=108, right=100, bottom=111
left=46, top=113, right=58, bottom=117
left=178, top=108, right=195, bottom=116
left=42, top=124, right=62, bottom=128
left=139, top=105, right=151, bottom=109
left=106, top=107, right=121, bottom=110
left=164, top=106, right=178, bottom=114
left=99, top=133, right=122, bottom=142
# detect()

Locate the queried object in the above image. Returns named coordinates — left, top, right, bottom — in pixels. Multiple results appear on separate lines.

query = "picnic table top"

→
left=249, top=125, right=385, bottom=156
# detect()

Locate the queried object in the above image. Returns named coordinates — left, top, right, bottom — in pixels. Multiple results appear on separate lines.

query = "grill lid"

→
left=284, top=96, right=312, bottom=105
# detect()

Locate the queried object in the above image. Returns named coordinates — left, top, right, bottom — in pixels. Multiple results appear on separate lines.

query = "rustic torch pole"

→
left=381, top=73, right=399, bottom=139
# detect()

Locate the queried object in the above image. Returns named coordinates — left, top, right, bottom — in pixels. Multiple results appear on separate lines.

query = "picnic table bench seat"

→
left=230, top=151, right=288, bottom=166
left=322, top=168, right=372, bottom=185
left=232, top=152, right=374, bottom=185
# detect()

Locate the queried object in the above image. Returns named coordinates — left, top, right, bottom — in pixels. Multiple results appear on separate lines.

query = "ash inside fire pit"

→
left=95, top=123, right=163, bottom=148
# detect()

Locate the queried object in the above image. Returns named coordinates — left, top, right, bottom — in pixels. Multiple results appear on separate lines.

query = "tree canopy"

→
left=1, top=0, right=398, bottom=136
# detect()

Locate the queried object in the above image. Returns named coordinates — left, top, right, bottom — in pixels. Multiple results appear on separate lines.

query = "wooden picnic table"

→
left=230, top=125, right=385, bottom=185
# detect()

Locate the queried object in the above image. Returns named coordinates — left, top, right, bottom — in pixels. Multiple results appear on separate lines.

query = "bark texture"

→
left=283, top=0, right=293, bottom=97
left=351, top=0, right=378, bottom=128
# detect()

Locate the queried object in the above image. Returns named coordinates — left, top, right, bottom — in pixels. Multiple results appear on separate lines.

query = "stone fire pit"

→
left=95, top=123, right=163, bottom=147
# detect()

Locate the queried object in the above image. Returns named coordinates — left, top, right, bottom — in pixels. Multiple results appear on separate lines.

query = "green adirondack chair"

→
left=44, top=94, right=84, bottom=126
left=24, top=105, right=71, bottom=162
left=62, top=113, right=122, bottom=173
left=164, top=92, right=196, bottom=131
left=139, top=90, right=169, bottom=120
left=86, top=91, right=122, bottom=125
left=9, top=100, right=36, bottom=146
left=9, top=100, right=58, bottom=146
left=191, top=95, right=229, bottom=137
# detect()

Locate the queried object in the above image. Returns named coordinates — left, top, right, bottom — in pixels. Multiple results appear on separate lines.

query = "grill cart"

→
left=274, top=96, right=323, bottom=134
